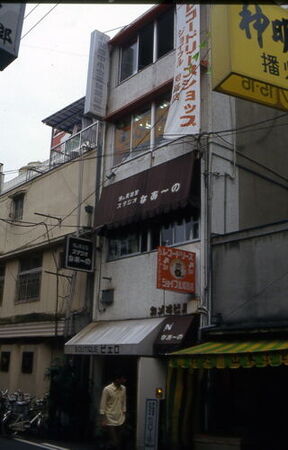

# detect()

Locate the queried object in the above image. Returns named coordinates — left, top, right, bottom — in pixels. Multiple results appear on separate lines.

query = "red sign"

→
left=156, top=246, right=195, bottom=294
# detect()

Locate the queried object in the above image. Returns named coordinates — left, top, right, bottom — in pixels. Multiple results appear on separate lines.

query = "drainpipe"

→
left=0, top=164, right=4, bottom=193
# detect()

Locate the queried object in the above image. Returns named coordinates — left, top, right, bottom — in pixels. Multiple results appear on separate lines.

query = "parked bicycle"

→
left=1, top=389, right=48, bottom=437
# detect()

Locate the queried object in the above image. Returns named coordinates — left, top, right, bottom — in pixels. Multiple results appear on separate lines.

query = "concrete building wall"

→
left=212, top=222, right=288, bottom=325
left=0, top=150, right=96, bottom=255
left=94, top=241, right=200, bottom=321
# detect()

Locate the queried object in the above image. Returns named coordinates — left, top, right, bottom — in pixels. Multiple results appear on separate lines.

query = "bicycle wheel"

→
left=1, top=414, right=16, bottom=437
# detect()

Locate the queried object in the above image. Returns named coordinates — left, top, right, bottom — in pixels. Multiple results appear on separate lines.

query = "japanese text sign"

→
left=212, top=4, right=288, bottom=111
left=164, top=4, right=200, bottom=138
left=84, top=30, right=110, bottom=118
left=0, top=3, right=25, bottom=70
left=65, top=236, right=94, bottom=272
left=157, top=246, right=196, bottom=294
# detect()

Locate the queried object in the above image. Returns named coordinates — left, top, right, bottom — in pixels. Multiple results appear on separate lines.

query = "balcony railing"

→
left=49, top=121, right=103, bottom=168
left=2, top=121, right=103, bottom=194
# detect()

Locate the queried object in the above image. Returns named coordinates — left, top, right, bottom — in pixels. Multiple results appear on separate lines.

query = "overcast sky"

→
left=0, top=3, right=152, bottom=180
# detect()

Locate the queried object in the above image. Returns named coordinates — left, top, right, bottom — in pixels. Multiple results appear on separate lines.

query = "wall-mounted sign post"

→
left=0, top=3, right=25, bottom=70
left=157, top=246, right=195, bottom=294
left=212, top=4, right=288, bottom=111
left=65, top=236, right=94, bottom=272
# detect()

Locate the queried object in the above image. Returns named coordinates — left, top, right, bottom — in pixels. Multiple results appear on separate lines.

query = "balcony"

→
left=49, top=121, right=103, bottom=168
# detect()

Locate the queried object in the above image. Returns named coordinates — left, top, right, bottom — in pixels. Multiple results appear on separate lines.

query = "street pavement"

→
left=0, top=436, right=97, bottom=449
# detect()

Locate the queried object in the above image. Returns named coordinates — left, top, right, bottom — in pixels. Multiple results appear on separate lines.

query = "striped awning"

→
left=169, top=340, right=288, bottom=369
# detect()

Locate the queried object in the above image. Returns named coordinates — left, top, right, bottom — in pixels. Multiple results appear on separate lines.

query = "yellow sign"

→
left=212, top=4, right=288, bottom=111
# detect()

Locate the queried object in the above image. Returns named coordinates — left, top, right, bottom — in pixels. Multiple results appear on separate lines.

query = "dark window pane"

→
left=151, top=225, right=161, bottom=250
left=157, top=9, right=174, bottom=58
left=120, top=41, right=137, bottom=81
left=138, top=22, right=154, bottom=70
left=174, top=219, right=185, bottom=243
left=155, top=95, right=170, bottom=144
left=22, top=352, right=33, bottom=374
left=141, top=230, right=148, bottom=253
left=161, top=223, right=173, bottom=246
left=0, top=352, right=10, bottom=372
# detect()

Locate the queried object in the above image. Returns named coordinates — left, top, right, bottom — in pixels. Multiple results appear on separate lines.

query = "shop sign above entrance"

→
left=65, top=236, right=94, bottom=272
left=156, top=246, right=195, bottom=294
left=212, top=4, right=288, bottom=111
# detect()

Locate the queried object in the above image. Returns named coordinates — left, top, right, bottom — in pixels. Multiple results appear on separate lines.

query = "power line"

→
left=24, top=4, right=40, bottom=20
left=21, top=4, right=59, bottom=40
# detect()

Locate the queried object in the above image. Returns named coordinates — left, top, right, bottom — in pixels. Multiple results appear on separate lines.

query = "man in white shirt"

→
left=100, top=374, right=127, bottom=449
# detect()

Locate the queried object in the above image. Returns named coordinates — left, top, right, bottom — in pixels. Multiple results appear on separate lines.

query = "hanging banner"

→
left=212, top=4, right=288, bottom=111
left=0, top=3, right=26, bottom=71
left=164, top=4, right=200, bottom=139
left=84, top=30, right=110, bottom=118
left=157, top=246, right=196, bottom=294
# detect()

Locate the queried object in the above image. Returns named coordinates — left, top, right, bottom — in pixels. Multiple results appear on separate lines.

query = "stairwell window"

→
left=119, top=8, right=174, bottom=82
left=16, top=253, right=42, bottom=303
left=10, top=192, right=25, bottom=221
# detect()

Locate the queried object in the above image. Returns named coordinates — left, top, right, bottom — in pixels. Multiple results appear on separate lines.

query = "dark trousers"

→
left=105, top=425, right=124, bottom=450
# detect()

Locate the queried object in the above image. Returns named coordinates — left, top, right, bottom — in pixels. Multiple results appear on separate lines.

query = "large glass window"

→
left=120, top=8, right=174, bottom=82
left=16, top=253, right=42, bottom=303
left=108, top=231, right=143, bottom=260
left=114, top=95, right=169, bottom=165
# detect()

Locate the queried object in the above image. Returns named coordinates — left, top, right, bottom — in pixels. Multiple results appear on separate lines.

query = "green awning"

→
left=169, top=340, right=288, bottom=369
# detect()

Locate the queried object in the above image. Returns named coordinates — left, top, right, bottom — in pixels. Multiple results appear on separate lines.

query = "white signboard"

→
left=144, top=399, right=159, bottom=450
left=84, top=30, right=110, bottom=118
left=0, top=3, right=25, bottom=70
left=164, top=4, right=200, bottom=138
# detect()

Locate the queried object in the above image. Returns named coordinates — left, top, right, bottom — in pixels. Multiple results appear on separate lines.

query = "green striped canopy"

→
left=169, top=340, right=288, bottom=369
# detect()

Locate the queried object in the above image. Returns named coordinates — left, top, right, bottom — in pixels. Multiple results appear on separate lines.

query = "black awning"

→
left=94, top=152, right=198, bottom=229
left=154, top=314, right=200, bottom=355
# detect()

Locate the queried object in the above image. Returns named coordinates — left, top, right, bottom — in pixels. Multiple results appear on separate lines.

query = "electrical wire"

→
left=21, top=4, right=59, bottom=40
left=24, top=4, right=40, bottom=20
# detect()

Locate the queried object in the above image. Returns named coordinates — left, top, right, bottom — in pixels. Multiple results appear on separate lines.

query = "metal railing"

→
left=2, top=121, right=102, bottom=194
left=49, top=121, right=102, bottom=168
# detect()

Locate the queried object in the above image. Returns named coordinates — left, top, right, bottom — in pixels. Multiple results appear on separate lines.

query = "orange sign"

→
left=157, top=246, right=195, bottom=294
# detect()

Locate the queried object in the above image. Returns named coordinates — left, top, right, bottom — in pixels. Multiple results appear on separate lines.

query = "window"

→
left=0, top=264, right=5, bottom=306
left=0, top=352, right=10, bottom=372
left=21, top=352, right=34, bottom=374
left=114, top=93, right=170, bottom=165
left=16, top=253, right=42, bottom=303
left=119, top=8, right=174, bottom=82
left=107, top=212, right=199, bottom=261
left=11, top=192, right=25, bottom=221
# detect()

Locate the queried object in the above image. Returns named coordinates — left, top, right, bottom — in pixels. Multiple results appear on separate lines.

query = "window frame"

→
left=107, top=212, right=200, bottom=261
left=113, top=92, right=171, bottom=165
left=16, top=253, right=42, bottom=303
left=21, top=351, right=34, bottom=374
left=119, top=8, right=175, bottom=84
left=10, top=192, right=25, bottom=221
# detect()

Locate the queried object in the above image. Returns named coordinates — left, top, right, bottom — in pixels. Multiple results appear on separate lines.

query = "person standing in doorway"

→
left=100, top=374, right=127, bottom=450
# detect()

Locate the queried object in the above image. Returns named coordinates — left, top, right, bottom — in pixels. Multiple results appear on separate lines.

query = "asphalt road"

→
left=0, top=436, right=96, bottom=450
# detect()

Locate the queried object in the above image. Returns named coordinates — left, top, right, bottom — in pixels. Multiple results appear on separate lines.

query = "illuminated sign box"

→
left=212, top=4, right=288, bottom=111
left=65, top=236, right=94, bottom=272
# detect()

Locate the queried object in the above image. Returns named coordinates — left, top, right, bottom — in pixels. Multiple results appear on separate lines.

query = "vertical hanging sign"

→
left=164, top=4, right=200, bottom=139
left=84, top=30, right=110, bottom=119
left=0, top=3, right=26, bottom=71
